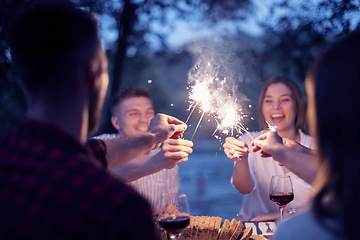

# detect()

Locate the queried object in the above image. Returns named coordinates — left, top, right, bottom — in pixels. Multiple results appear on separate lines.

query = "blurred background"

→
left=1, top=0, right=360, bottom=219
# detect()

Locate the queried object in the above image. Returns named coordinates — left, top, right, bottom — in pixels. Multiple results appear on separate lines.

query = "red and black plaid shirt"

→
left=0, top=118, right=156, bottom=240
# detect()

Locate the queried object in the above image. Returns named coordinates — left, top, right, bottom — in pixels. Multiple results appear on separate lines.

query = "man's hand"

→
left=251, top=131, right=283, bottom=158
left=161, top=139, right=193, bottom=168
left=148, top=113, right=187, bottom=149
left=223, top=137, right=249, bottom=161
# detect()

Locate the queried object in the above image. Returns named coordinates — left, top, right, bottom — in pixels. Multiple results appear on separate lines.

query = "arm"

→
left=105, top=113, right=187, bottom=169
left=109, top=138, right=193, bottom=182
left=250, top=205, right=310, bottom=221
left=223, top=137, right=254, bottom=194
left=252, top=131, right=317, bottom=185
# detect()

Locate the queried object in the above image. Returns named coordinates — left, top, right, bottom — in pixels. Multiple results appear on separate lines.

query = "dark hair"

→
left=309, top=31, right=360, bottom=240
left=8, top=1, right=99, bottom=93
left=110, top=86, right=152, bottom=116
left=257, top=76, right=306, bottom=131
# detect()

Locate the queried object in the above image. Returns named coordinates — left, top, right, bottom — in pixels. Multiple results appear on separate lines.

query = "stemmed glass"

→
left=269, top=175, right=294, bottom=221
left=157, top=193, right=190, bottom=240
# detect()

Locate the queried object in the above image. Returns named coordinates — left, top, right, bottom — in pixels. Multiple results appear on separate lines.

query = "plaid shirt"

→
left=0, top=118, right=156, bottom=240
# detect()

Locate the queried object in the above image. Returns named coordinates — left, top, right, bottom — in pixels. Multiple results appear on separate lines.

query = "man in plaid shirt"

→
left=1, top=1, right=188, bottom=239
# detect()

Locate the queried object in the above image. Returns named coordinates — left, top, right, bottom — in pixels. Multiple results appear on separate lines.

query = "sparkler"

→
left=184, top=41, right=255, bottom=142
left=186, top=66, right=253, bottom=141
left=265, top=120, right=277, bottom=132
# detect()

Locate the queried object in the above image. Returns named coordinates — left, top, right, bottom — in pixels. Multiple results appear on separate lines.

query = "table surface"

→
left=244, top=221, right=277, bottom=236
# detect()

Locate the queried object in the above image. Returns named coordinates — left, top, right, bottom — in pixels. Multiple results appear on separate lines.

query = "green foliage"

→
left=1, top=0, right=359, bottom=135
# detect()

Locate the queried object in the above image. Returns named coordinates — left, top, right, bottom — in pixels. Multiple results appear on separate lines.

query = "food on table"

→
left=157, top=215, right=263, bottom=240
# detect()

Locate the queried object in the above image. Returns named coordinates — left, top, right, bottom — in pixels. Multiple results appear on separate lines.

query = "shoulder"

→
left=76, top=168, right=152, bottom=214
left=274, top=211, right=336, bottom=240
left=87, top=138, right=107, bottom=168
left=84, top=174, right=155, bottom=238
left=299, top=131, right=316, bottom=149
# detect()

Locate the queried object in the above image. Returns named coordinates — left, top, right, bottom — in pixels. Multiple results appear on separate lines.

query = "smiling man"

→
left=95, top=86, right=192, bottom=214
left=111, top=87, right=155, bottom=136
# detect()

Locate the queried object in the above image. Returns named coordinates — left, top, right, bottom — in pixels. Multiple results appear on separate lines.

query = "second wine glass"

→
left=269, top=175, right=294, bottom=221
left=157, top=193, right=190, bottom=240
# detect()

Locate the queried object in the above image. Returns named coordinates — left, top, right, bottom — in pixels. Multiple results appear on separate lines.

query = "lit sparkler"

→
left=186, top=75, right=253, bottom=141
left=265, top=120, right=277, bottom=132
left=185, top=43, right=254, bottom=142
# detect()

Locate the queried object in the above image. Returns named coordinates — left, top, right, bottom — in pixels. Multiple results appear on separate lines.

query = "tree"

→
left=258, top=0, right=360, bottom=83
left=0, top=0, right=254, bottom=132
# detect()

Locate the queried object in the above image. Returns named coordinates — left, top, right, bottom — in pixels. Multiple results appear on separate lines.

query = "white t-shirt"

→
left=94, top=133, right=179, bottom=211
left=231, top=130, right=316, bottom=221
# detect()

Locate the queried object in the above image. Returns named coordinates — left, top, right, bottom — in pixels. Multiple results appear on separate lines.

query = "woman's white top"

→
left=231, top=130, right=316, bottom=221
left=94, top=133, right=179, bottom=211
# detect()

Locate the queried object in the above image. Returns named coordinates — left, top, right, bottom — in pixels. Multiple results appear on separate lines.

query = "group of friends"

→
left=1, top=1, right=359, bottom=240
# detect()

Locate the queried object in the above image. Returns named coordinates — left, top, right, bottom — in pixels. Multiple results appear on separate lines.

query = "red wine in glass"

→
left=158, top=193, right=190, bottom=240
left=269, top=192, right=294, bottom=208
left=269, top=175, right=294, bottom=220
left=158, top=216, right=190, bottom=235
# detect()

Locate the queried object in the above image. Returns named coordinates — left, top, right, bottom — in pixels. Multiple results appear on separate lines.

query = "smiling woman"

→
left=222, top=76, right=316, bottom=221
left=258, top=76, right=306, bottom=142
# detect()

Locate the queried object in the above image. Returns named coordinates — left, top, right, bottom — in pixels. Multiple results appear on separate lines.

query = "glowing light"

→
left=266, top=121, right=277, bottom=132
left=189, top=81, right=212, bottom=112
left=148, top=80, right=152, bottom=83
left=186, top=77, right=253, bottom=140
left=185, top=47, right=253, bottom=141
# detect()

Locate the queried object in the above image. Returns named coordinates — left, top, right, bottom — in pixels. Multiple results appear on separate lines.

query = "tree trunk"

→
left=95, top=0, right=138, bottom=135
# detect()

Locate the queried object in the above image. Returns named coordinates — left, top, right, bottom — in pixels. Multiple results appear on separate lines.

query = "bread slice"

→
left=209, top=216, right=222, bottom=240
left=249, top=235, right=266, bottom=240
left=225, top=219, right=239, bottom=239
left=217, top=218, right=231, bottom=240
left=239, top=226, right=253, bottom=240
left=201, top=216, right=211, bottom=239
left=196, top=216, right=209, bottom=240
left=230, top=220, right=244, bottom=240
left=190, top=216, right=200, bottom=240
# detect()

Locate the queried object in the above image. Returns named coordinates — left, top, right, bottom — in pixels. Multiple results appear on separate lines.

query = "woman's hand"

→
left=223, top=137, right=250, bottom=161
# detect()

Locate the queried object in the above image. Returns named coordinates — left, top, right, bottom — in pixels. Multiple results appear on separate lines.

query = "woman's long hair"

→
left=308, top=31, right=360, bottom=240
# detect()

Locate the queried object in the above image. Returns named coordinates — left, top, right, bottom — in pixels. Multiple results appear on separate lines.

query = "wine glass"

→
left=269, top=175, right=294, bottom=221
left=157, top=193, right=190, bottom=240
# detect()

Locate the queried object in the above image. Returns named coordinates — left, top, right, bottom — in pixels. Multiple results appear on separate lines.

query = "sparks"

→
left=266, top=121, right=277, bottom=132
left=186, top=78, right=253, bottom=140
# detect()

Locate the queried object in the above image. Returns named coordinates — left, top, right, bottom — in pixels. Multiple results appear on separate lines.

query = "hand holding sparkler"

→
left=251, top=131, right=283, bottom=158
left=149, top=113, right=188, bottom=149
left=161, top=139, right=193, bottom=168
left=223, top=137, right=250, bottom=161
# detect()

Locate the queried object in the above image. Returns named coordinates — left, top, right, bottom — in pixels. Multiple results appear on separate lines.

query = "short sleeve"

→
left=87, top=138, right=108, bottom=169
